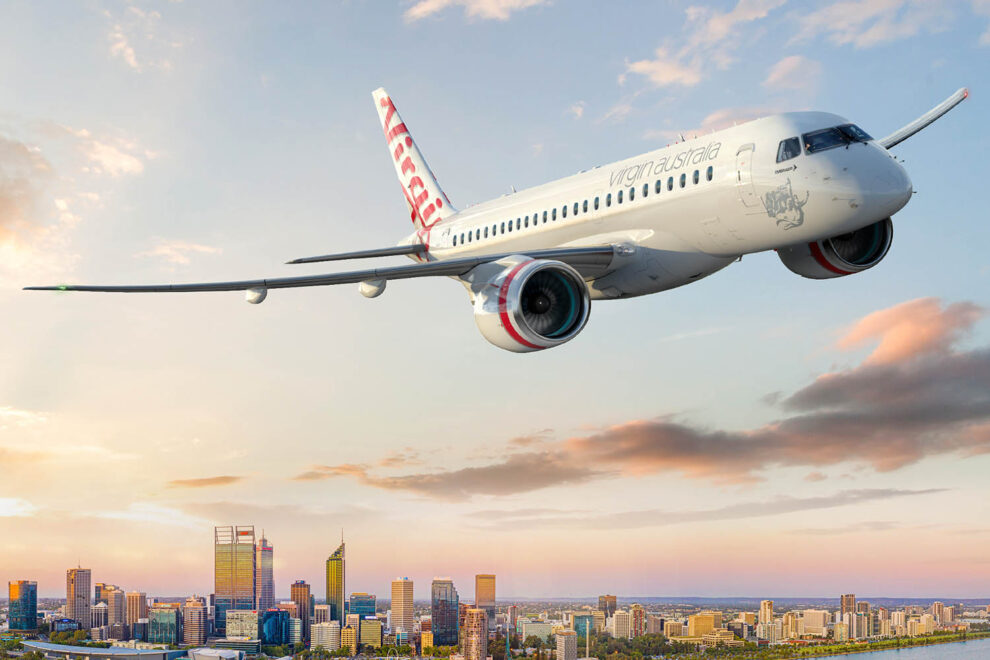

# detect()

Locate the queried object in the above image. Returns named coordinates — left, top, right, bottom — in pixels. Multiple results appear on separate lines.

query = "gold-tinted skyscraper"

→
left=326, top=541, right=345, bottom=627
left=598, top=595, right=617, bottom=618
left=66, top=568, right=92, bottom=628
left=291, top=580, right=312, bottom=643
left=841, top=594, right=856, bottom=618
left=214, top=525, right=257, bottom=634
left=391, top=577, right=414, bottom=637
left=759, top=600, right=773, bottom=625
left=474, top=574, right=495, bottom=630
left=126, top=592, right=148, bottom=626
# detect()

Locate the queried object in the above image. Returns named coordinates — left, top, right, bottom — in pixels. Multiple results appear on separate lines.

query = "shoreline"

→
left=779, top=632, right=990, bottom=659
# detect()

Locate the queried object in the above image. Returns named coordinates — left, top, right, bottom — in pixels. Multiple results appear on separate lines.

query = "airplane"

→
left=26, top=87, right=969, bottom=353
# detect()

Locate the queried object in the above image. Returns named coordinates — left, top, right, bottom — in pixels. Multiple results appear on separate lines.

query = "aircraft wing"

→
left=878, top=87, right=968, bottom=149
left=24, top=245, right=619, bottom=294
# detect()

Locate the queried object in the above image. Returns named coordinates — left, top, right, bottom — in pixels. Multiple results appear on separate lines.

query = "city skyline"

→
left=1, top=0, right=989, bottom=603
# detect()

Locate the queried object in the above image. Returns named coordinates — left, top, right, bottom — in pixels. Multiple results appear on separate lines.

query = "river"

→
left=822, top=636, right=990, bottom=658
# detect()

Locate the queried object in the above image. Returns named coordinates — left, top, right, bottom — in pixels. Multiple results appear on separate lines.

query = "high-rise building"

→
left=289, top=618, right=303, bottom=645
left=758, top=600, right=773, bottom=626
left=391, top=577, right=414, bottom=636
left=261, top=608, right=290, bottom=645
left=687, top=613, right=716, bottom=638
left=126, top=592, right=148, bottom=626
left=663, top=621, right=683, bottom=638
left=802, top=610, right=829, bottom=636
left=326, top=541, right=345, bottom=627
left=148, top=607, right=183, bottom=645
left=291, top=581, right=312, bottom=642
left=507, top=605, right=519, bottom=631
left=840, top=594, right=856, bottom=618
left=341, top=625, right=357, bottom=656
left=598, top=595, right=617, bottom=618
left=857, top=601, right=871, bottom=614
left=256, top=534, right=274, bottom=611
left=646, top=614, right=663, bottom=635
left=359, top=617, right=382, bottom=649
left=91, top=602, right=109, bottom=628
left=556, top=631, right=577, bottom=660
left=930, top=601, right=944, bottom=623
left=474, top=574, right=495, bottom=631
left=421, top=630, right=434, bottom=650
left=8, top=580, right=38, bottom=633
left=104, top=588, right=126, bottom=626
left=278, top=602, right=299, bottom=618
left=314, top=604, right=330, bottom=625
left=629, top=604, right=645, bottom=637
left=349, top=593, right=376, bottom=619
left=94, top=583, right=110, bottom=606
left=183, top=598, right=208, bottom=646
left=431, top=578, right=459, bottom=646
left=311, top=621, right=341, bottom=651
left=612, top=610, right=631, bottom=638
left=215, top=526, right=257, bottom=634
left=227, top=610, right=261, bottom=639
left=66, top=568, right=92, bottom=628
left=462, top=609, right=487, bottom=660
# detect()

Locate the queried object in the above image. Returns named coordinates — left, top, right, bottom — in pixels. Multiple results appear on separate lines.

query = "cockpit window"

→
left=776, top=137, right=800, bottom=163
left=803, top=127, right=849, bottom=154
left=838, top=124, right=872, bottom=142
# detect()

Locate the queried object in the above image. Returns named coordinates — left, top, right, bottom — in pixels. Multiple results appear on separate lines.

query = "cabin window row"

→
left=452, top=166, right=714, bottom=246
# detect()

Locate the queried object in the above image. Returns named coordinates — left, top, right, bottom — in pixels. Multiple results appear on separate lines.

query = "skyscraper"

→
left=148, top=606, right=183, bottom=645
left=94, top=583, right=110, bottom=606
left=8, top=581, right=38, bottom=633
left=256, top=534, right=274, bottom=611
left=462, top=609, right=487, bottom=660
left=291, top=580, right=312, bottom=643
left=126, top=592, right=148, bottom=626
left=598, top=595, right=617, bottom=618
left=630, top=604, right=645, bottom=637
left=431, top=578, right=459, bottom=646
left=105, top=587, right=126, bottom=626
left=66, top=568, right=92, bottom=628
left=349, top=593, right=376, bottom=619
left=758, top=600, right=773, bottom=625
left=325, top=541, right=345, bottom=627
left=391, top=577, right=414, bottom=637
left=556, top=631, right=577, bottom=660
left=841, top=594, right=857, bottom=619
left=215, top=525, right=257, bottom=634
left=183, top=598, right=208, bottom=646
left=474, top=574, right=495, bottom=630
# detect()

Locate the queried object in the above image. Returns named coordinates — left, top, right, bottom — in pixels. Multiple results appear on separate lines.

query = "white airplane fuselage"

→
left=421, top=111, right=913, bottom=300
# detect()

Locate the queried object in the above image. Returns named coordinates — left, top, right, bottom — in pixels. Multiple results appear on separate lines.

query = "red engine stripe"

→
left=498, top=260, right=543, bottom=351
left=809, top=241, right=853, bottom=276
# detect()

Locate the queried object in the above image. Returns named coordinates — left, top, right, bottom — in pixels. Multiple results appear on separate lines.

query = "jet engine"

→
left=778, top=218, right=893, bottom=279
left=473, top=258, right=591, bottom=353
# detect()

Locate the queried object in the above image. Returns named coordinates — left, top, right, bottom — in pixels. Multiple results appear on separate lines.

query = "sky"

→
left=1, top=0, right=989, bottom=602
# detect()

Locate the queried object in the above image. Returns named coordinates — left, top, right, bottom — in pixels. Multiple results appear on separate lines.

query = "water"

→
left=823, top=637, right=990, bottom=658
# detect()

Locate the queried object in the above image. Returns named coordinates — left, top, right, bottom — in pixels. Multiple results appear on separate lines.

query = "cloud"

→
left=96, top=502, right=206, bottom=528
left=135, top=239, right=222, bottom=265
left=763, top=55, right=822, bottom=91
left=0, top=135, right=54, bottom=248
left=645, top=106, right=778, bottom=142
left=568, top=102, right=585, bottom=119
left=292, top=452, right=600, bottom=501
left=837, top=297, right=984, bottom=365
left=475, top=489, right=943, bottom=530
left=167, top=475, right=245, bottom=489
left=623, top=0, right=788, bottom=88
left=300, top=298, right=990, bottom=497
left=56, top=125, right=145, bottom=177
left=789, top=520, right=903, bottom=535
left=378, top=448, right=423, bottom=468
left=0, top=497, right=39, bottom=517
left=793, top=0, right=951, bottom=48
left=104, top=6, right=182, bottom=72
left=0, top=405, right=48, bottom=428
left=404, top=0, right=549, bottom=22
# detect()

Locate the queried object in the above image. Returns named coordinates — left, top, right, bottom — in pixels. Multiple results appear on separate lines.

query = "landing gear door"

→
left=735, top=143, right=759, bottom=208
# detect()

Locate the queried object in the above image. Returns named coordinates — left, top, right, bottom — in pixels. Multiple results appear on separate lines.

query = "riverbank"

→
left=777, top=631, right=990, bottom=658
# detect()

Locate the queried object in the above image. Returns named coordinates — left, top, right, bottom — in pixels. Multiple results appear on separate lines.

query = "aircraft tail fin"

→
left=372, top=88, right=456, bottom=232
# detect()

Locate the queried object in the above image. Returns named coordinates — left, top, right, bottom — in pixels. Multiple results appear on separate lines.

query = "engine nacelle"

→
left=778, top=218, right=893, bottom=279
left=473, top=258, right=591, bottom=353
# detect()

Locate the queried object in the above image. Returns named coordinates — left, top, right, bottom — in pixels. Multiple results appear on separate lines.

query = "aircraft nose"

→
left=869, top=152, right=913, bottom=217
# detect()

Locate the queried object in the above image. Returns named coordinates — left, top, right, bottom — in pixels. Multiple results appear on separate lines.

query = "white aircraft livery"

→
left=27, top=87, right=969, bottom=352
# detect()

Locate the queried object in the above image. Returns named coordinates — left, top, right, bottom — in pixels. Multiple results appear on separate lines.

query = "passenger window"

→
left=606, top=193, right=612, bottom=207
left=508, top=220, right=512, bottom=232
left=667, top=177, right=673, bottom=191
left=643, top=183, right=648, bottom=197
left=500, top=222, right=505, bottom=234
left=552, top=208, right=557, bottom=221
left=583, top=200, right=588, bottom=213
left=562, top=205, right=567, bottom=218
left=706, top=165, right=713, bottom=181
left=573, top=202, right=579, bottom=215
left=594, top=197, right=599, bottom=210
left=693, top=170, right=699, bottom=184
left=776, top=137, right=801, bottom=163
left=655, top=179, right=662, bottom=194
left=679, top=173, right=686, bottom=188
left=476, top=229, right=481, bottom=240
left=543, top=211, right=548, bottom=223
left=629, top=186, right=635, bottom=201
left=618, top=190, right=623, bottom=203
left=453, top=235, right=457, bottom=246
left=468, top=231, right=472, bottom=243
left=516, top=218, right=521, bottom=230
left=524, top=216, right=529, bottom=228
left=461, top=233, right=465, bottom=244
left=484, top=227, right=488, bottom=238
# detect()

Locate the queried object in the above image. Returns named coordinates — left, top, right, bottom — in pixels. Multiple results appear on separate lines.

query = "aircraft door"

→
left=735, top=143, right=759, bottom=208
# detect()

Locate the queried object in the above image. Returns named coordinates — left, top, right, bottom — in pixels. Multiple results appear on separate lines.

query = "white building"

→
left=556, top=631, right=577, bottom=660
left=311, top=621, right=341, bottom=651
left=611, top=611, right=631, bottom=639
left=519, top=620, right=553, bottom=643
left=289, top=617, right=302, bottom=644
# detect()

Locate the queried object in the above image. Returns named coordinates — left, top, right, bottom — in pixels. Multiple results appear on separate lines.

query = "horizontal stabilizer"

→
left=879, top=87, right=968, bottom=149
left=287, top=244, right=426, bottom=264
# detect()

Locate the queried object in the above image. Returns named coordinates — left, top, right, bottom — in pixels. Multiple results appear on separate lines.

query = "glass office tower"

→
left=349, top=593, right=376, bottom=619
left=325, top=542, right=345, bottom=627
left=431, top=578, right=459, bottom=646
left=8, top=581, right=38, bottom=633
left=214, top=526, right=257, bottom=634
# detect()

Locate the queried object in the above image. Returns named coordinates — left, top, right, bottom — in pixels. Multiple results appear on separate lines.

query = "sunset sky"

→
left=1, top=0, right=989, bottom=602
